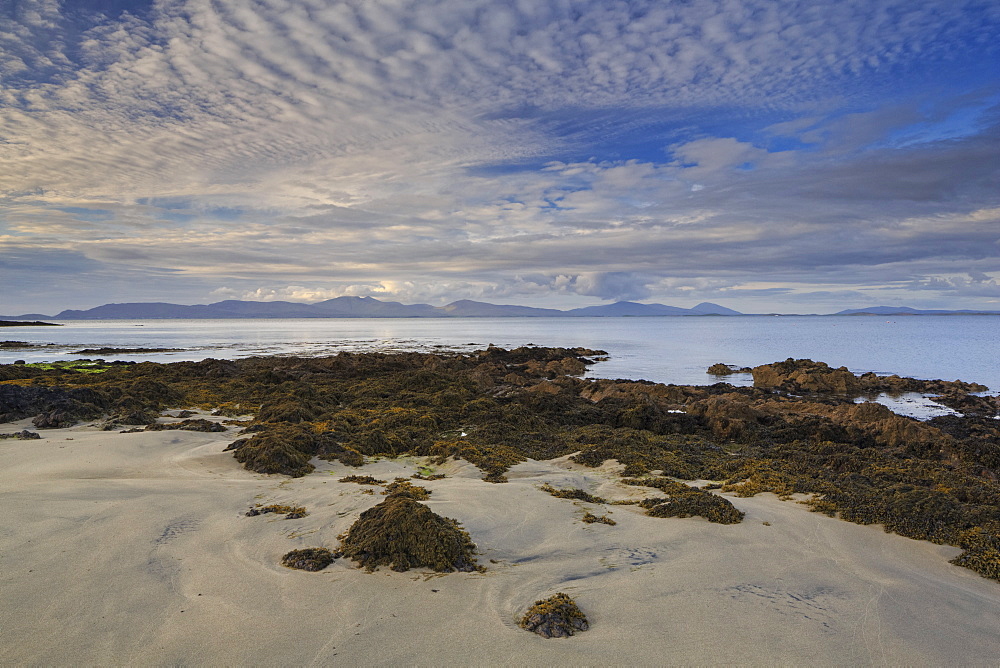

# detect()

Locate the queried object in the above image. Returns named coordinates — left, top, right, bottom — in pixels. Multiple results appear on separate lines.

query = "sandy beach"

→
left=1, top=413, right=998, bottom=666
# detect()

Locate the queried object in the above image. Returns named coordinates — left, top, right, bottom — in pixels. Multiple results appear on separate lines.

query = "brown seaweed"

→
left=520, top=592, right=589, bottom=638
left=539, top=483, right=607, bottom=504
left=281, top=548, right=336, bottom=571
left=338, top=494, right=479, bottom=573
left=3, top=348, right=999, bottom=581
left=624, top=477, right=745, bottom=524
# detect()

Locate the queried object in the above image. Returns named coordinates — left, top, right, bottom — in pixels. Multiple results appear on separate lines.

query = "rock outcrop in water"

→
left=752, top=359, right=861, bottom=394
left=707, top=363, right=751, bottom=375
left=752, top=358, right=988, bottom=396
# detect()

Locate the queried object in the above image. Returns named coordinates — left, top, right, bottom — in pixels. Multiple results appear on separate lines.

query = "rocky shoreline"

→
left=1, top=347, right=998, bottom=583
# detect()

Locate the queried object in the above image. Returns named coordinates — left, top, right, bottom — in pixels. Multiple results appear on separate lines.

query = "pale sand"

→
left=2, top=415, right=999, bottom=665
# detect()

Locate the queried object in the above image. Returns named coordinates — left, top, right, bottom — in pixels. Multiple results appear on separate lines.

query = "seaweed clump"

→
left=226, top=423, right=317, bottom=477
left=520, top=592, right=589, bottom=638
left=0, top=430, right=41, bottom=440
left=339, top=475, right=385, bottom=485
left=625, top=477, right=745, bottom=524
left=247, top=504, right=308, bottom=519
left=581, top=512, right=616, bottom=525
left=338, top=493, right=479, bottom=573
left=540, top=483, right=607, bottom=504
left=145, top=418, right=226, bottom=432
left=382, top=479, right=431, bottom=500
left=707, top=363, right=750, bottom=375
left=281, top=547, right=337, bottom=571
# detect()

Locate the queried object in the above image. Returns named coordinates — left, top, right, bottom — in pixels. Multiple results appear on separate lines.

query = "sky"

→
left=1, top=0, right=999, bottom=315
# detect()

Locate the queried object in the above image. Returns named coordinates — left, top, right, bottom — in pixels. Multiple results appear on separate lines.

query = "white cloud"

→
left=1, top=0, right=998, bottom=314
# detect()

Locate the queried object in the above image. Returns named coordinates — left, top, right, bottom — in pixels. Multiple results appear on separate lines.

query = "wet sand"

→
left=2, top=415, right=999, bottom=665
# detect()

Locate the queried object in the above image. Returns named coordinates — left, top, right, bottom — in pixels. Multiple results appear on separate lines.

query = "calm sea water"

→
left=3, top=316, right=999, bottom=390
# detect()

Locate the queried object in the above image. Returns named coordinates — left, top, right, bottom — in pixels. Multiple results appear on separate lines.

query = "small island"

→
left=70, top=347, right=184, bottom=355
left=0, top=320, right=61, bottom=327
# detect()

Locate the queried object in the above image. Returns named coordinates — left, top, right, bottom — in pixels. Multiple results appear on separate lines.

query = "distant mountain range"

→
left=1, top=297, right=743, bottom=320
left=3, top=299, right=998, bottom=321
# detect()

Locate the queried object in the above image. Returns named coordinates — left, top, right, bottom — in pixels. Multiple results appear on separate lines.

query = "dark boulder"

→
left=145, top=418, right=226, bottom=433
left=520, top=593, right=589, bottom=638
left=0, top=430, right=41, bottom=440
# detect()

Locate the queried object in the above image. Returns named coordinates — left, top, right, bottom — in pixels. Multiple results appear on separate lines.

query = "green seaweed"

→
left=19, top=360, right=111, bottom=374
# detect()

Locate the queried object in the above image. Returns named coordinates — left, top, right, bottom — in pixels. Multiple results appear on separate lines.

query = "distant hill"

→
left=439, top=300, right=564, bottom=317
left=689, top=302, right=743, bottom=315
left=1, top=297, right=745, bottom=319
left=565, top=301, right=691, bottom=316
left=7, top=298, right=1000, bottom=320
left=836, top=306, right=1000, bottom=316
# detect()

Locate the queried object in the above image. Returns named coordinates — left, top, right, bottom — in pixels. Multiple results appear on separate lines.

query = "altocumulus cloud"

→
left=1, top=0, right=999, bottom=313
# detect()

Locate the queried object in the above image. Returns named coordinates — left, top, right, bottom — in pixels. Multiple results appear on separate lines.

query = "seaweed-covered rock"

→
left=247, top=504, right=308, bottom=519
left=0, top=384, right=108, bottom=427
left=687, top=393, right=763, bottom=440
left=33, top=409, right=83, bottom=429
left=858, top=372, right=988, bottom=396
left=338, top=495, right=479, bottom=572
left=145, top=418, right=227, bottom=432
left=227, top=423, right=317, bottom=477
left=626, top=477, right=745, bottom=524
left=111, top=408, right=161, bottom=427
left=520, top=592, right=589, bottom=638
left=707, top=363, right=751, bottom=375
left=430, top=440, right=526, bottom=482
left=540, top=483, right=607, bottom=504
left=0, top=430, right=41, bottom=440
left=72, top=347, right=182, bottom=355
left=316, top=434, right=366, bottom=466
left=382, top=479, right=431, bottom=500
left=752, top=359, right=860, bottom=395
left=951, top=528, right=1000, bottom=580
left=640, top=494, right=744, bottom=524
left=412, top=472, right=447, bottom=480
left=281, top=547, right=336, bottom=571
left=339, top=475, right=386, bottom=485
